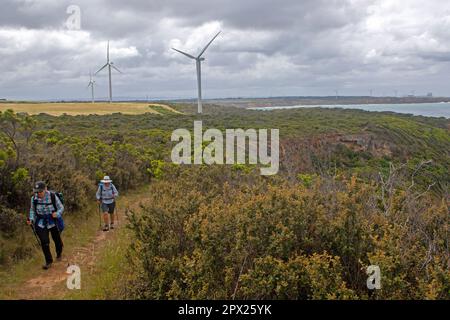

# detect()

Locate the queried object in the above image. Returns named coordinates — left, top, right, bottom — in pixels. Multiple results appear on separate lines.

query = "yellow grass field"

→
left=0, top=102, right=181, bottom=116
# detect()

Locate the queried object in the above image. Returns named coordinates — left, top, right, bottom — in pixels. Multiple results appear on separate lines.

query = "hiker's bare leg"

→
left=103, top=212, right=109, bottom=224
left=110, top=213, right=115, bottom=224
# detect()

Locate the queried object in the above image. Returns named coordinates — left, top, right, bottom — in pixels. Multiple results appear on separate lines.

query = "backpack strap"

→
left=33, top=196, right=38, bottom=213
left=50, top=192, right=57, bottom=212
left=100, top=183, right=115, bottom=198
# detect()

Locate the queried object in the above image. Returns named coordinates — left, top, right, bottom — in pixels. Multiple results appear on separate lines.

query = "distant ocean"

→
left=249, top=102, right=450, bottom=118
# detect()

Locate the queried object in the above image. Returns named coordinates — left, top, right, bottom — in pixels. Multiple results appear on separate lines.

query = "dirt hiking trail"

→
left=8, top=188, right=148, bottom=300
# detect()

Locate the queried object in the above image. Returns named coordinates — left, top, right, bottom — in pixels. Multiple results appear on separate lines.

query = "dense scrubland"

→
left=0, top=104, right=448, bottom=299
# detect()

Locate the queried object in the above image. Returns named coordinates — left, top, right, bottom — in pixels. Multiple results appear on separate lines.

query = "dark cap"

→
left=33, top=181, right=46, bottom=193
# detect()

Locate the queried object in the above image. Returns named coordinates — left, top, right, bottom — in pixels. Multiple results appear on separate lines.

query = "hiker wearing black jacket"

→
left=27, top=181, right=64, bottom=270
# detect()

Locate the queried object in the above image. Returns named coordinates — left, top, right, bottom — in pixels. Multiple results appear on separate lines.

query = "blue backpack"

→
left=33, top=191, right=65, bottom=232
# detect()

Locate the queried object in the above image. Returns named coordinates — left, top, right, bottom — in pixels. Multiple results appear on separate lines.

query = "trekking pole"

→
left=98, top=203, right=102, bottom=230
left=27, top=218, right=41, bottom=248
left=116, top=200, right=119, bottom=226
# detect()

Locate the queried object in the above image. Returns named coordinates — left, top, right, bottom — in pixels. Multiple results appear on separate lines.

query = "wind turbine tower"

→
left=87, top=71, right=95, bottom=104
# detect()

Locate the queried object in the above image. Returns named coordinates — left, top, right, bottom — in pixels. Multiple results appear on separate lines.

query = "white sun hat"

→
left=101, top=176, right=113, bottom=183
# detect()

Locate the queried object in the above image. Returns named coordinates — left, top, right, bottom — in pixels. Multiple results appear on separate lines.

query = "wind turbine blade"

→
left=198, top=31, right=221, bottom=58
left=95, top=63, right=108, bottom=75
left=111, top=64, right=122, bottom=74
left=107, top=41, right=110, bottom=62
left=172, top=48, right=196, bottom=59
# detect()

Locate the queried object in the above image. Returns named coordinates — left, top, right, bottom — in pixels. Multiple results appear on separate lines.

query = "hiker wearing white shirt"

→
left=96, top=176, right=119, bottom=231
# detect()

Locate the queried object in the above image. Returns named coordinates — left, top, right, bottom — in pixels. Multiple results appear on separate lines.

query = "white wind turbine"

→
left=87, top=71, right=95, bottom=103
left=95, top=41, right=122, bottom=103
left=172, top=31, right=221, bottom=114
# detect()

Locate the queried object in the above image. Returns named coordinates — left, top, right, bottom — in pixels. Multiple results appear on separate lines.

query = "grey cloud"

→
left=1, top=0, right=450, bottom=100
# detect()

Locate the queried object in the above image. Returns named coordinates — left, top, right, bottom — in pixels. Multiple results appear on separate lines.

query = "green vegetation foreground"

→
left=0, top=104, right=448, bottom=299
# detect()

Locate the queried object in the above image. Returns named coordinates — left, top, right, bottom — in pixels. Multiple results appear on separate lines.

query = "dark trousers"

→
left=101, top=201, right=116, bottom=214
left=35, top=225, right=63, bottom=264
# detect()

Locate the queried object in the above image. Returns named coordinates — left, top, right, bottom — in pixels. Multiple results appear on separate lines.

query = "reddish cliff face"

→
left=278, top=133, right=398, bottom=177
left=339, top=134, right=393, bottom=157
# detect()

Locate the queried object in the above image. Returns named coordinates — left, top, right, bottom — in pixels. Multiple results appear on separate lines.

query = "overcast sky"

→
left=1, top=0, right=450, bottom=100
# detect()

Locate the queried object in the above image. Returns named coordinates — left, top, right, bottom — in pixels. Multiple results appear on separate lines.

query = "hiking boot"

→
left=56, top=254, right=62, bottom=262
left=103, top=225, right=109, bottom=232
left=42, top=263, right=52, bottom=270
left=110, top=223, right=114, bottom=230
